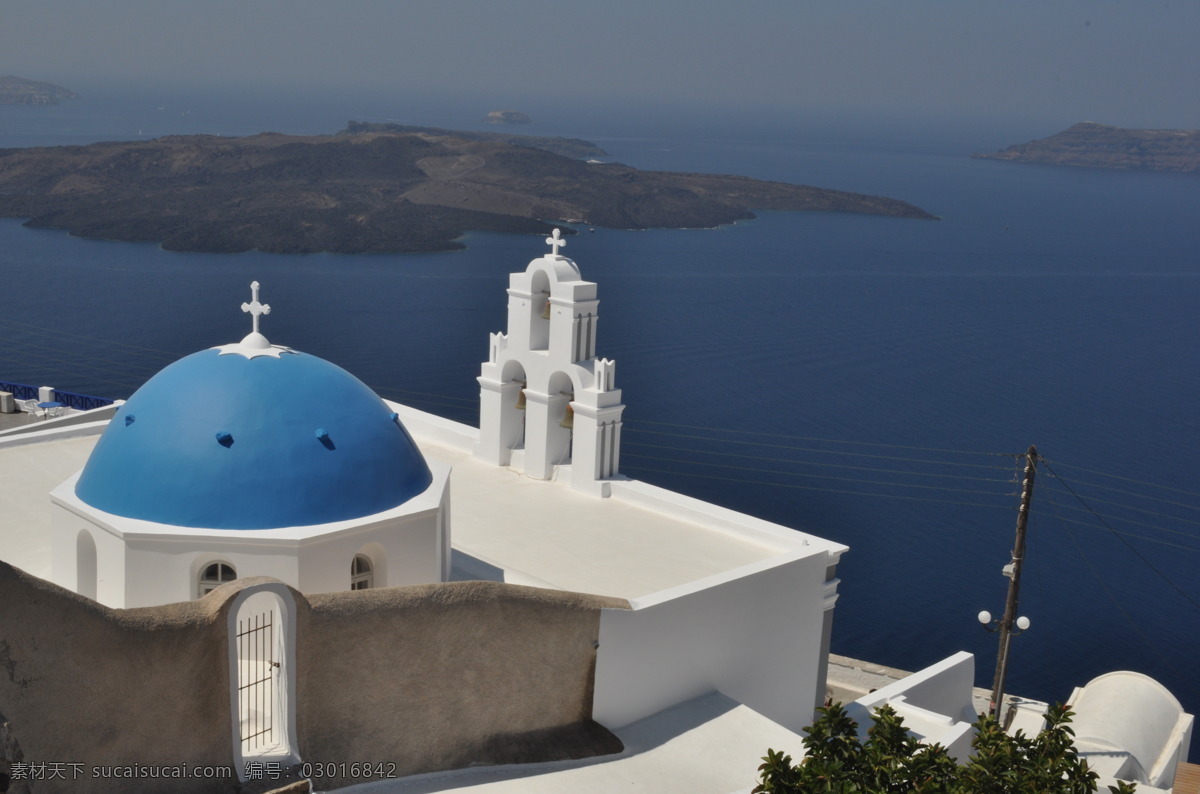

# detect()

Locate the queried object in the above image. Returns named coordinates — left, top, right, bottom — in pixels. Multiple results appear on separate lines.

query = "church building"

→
left=1, top=230, right=852, bottom=792
left=49, top=282, right=450, bottom=608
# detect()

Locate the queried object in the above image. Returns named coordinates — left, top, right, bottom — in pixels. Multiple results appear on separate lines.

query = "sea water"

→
left=1, top=90, right=1198, bottom=735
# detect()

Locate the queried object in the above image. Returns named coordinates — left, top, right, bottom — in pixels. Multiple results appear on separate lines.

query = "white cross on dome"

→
left=215, top=280, right=292, bottom=359
left=242, top=280, right=271, bottom=335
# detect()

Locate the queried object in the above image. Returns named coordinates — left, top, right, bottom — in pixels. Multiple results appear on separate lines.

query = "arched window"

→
left=199, top=562, right=237, bottom=598
left=76, top=530, right=97, bottom=601
left=351, top=554, right=373, bottom=590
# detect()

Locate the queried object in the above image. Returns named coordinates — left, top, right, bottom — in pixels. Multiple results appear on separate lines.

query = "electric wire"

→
left=619, top=463, right=1015, bottom=509
left=622, top=440, right=1017, bottom=484
left=374, top=386, right=476, bottom=405
left=1040, top=513, right=1200, bottom=554
left=1040, top=457, right=1200, bottom=501
left=0, top=351, right=149, bottom=393
left=627, top=426, right=1015, bottom=470
left=620, top=451, right=1012, bottom=497
left=1034, top=499, right=1200, bottom=541
left=0, top=316, right=182, bottom=360
left=1041, top=460, right=1200, bottom=612
left=1054, top=490, right=1200, bottom=528
left=1025, top=469, right=1200, bottom=514
left=5, top=329, right=1199, bottom=551
left=1, top=338, right=169, bottom=378
left=1041, top=489, right=1199, bottom=698
left=628, top=417, right=1016, bottom=457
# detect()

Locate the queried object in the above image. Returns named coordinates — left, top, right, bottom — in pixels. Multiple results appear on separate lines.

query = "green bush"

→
left=753, top=702, right=1136, bottom=794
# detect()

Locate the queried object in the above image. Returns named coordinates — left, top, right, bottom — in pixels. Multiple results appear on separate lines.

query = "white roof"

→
left=395, top=402, right=842, bottom=602
left=336, top=691, right=802, bottom=794
left=0, top=430, right=98, bottom=578
left=0, top=405, right=843, bottom=794
left=444, top=446, right=787, bottom=600
left=0, top=405, right=842, bottom=601
left=1069, top=671, right=1193, bottom=789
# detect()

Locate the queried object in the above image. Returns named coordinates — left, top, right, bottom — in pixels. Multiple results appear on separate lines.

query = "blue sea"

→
left=2, top=89, right=1198, bottom=736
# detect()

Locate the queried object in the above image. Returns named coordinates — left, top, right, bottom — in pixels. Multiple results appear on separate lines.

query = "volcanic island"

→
left=0, top=122, right=937, bottom=254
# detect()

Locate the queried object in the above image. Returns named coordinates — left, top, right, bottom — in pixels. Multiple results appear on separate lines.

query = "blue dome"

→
left=75, top=347, right=432, bottom=529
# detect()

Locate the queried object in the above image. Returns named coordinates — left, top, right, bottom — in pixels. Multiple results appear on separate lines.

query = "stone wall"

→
left=0, top=562, right=627, bottom=793
left=0, top=562, right=233, bottom=793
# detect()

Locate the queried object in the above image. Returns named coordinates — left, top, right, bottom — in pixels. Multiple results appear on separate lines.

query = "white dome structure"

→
left=50, top=282, right=451, bottom=608
left=74, top=345, right=432, bottom=530
left=1068, top=671, right=1194, bottom=791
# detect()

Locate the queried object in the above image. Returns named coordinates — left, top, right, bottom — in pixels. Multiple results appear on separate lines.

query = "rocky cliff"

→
left=0, top=75, right=77, bottom=105
left=974, top=122, right=1200, bottom=173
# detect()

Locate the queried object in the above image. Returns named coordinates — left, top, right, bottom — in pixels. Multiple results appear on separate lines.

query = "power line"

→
left=621, top=451, right=1012, bottom=498
left=1029, top=470, right=1200, bottom=514
left=1038, top=512, right=1200, bottom=554
left=620, top=463, right=1015, bottom=510
left=0, top=317, right=181, bottom=360
left=621, top=441, right=1014, bottom=484
left=628, top=417, right=1016, bottom=457
left=0, top=351, right=147, bottom=392
left=1036, top=496, right=1200, bottom=540
left=627, top=426, right=1015, bottom=470
left=1041, top=460, right=1200, bottom=612
left=373, top=386, right=476, bottom=405
left=1040, top=457, right=1200, bottom=501
left=1042, top=491, right=1200, bottom=698
left=2, top=338, right=169, bottom=378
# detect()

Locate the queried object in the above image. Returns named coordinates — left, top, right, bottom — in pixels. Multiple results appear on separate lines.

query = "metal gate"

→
left=237, top=609, right=280, bottom=753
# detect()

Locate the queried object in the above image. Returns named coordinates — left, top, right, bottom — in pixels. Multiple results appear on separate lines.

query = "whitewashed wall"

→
left=847, top=651, right=978, bottom=761
left=49, top=460, right=449, bottom=608
left=594, top=550, right=831, bottom=733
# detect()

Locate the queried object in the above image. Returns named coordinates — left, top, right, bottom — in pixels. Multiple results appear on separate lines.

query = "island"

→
left=484, top=110, right=532, bottom=125
left=0, top=127, right=936, bottom=254
left=342, top=121, right=606, bottom=159
left=0, top=75, right=77, bottom=106
left=974, top=122, right=1200, bottom=173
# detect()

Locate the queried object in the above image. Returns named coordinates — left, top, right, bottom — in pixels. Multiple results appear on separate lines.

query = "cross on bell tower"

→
left=545, top=228, right=567, bottom=258
left=476, top=233, right=625, bottom=497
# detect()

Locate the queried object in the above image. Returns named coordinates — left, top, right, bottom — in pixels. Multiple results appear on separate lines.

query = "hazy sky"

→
left=4, top=1, right=1199, bottom=129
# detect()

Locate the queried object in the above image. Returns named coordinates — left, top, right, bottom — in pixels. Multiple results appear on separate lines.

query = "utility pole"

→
left=990, top=444, right=1038, bottom=720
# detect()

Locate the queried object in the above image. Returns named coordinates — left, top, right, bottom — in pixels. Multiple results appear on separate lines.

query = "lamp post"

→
left=978, top=610, right=1030, bottom=720
left=978, top=445, right=1037, bottom=723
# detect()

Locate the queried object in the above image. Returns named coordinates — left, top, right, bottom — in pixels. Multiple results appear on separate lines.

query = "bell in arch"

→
left=541, top=299, right=552, bottom=320
left=515, top=387, right=527, bottom=411
left=559, top=403, right=574, bottom=430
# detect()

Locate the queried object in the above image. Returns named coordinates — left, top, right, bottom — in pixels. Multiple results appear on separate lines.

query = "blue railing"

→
left=54, top=390, right=115, bottom=411
left=0, top=381, right=38, bottom=401
left=0, top=381, right=115, bottom=411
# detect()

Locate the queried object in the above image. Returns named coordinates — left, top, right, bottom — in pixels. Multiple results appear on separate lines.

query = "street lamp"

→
left=979, top=445, right=1038, bottom=724
left=978, top=609, right=1031, bottom=721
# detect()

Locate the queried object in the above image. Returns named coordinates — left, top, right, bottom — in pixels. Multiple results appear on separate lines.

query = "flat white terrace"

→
left=0, top=403, right=843, bottom=603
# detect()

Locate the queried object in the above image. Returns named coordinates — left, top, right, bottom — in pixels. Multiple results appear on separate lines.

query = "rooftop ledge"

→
left=388, top=401, right=847, bottom=603
left=0, top=401, right=846, bottom=603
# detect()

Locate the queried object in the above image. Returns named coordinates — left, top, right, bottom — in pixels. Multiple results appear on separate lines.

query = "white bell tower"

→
left=476, top=229, right=624, bottom=497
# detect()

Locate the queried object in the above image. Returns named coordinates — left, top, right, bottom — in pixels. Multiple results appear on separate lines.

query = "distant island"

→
left=342, top=121, right=606, bottom=159
left=484, top=110, right=531, bottom=125
left=0, top=75, right=77, bottom=105
left=0, top=127, right=936, bottom=254
left=974, top=122, right=1200, bottom=173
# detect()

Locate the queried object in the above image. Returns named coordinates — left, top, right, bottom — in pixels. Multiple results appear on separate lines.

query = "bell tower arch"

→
left=476, top=229, right=624, bottom=497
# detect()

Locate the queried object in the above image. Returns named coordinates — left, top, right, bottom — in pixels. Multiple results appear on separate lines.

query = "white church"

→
left=0, top=231, right=1191, bottom=793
